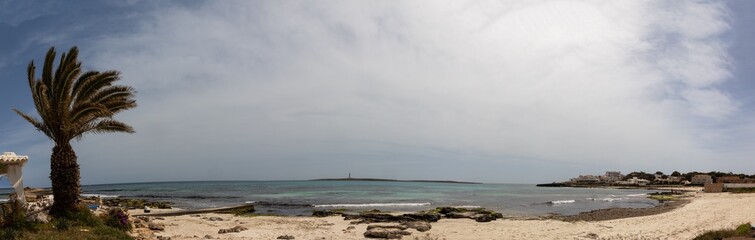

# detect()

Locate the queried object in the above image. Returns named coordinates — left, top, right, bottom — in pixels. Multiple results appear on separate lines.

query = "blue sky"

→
left=1, top=0, right=754, bottom=186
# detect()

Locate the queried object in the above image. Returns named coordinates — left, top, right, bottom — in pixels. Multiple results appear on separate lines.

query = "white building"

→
left=604, top=171, right=622, bottom=182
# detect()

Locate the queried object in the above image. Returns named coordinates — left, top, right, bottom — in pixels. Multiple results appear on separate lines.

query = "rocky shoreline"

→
left=554, top=199, right=689, bottom=222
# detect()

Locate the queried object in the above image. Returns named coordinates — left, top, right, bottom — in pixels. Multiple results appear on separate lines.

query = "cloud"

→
left=7, top=0, right=740, bottom=184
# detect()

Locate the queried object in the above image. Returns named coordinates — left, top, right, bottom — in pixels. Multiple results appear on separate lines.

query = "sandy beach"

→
left=128, top=192, right=755, bottom=240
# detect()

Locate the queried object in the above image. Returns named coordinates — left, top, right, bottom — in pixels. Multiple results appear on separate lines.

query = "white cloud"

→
left=61, top=0, right=740, bottom=183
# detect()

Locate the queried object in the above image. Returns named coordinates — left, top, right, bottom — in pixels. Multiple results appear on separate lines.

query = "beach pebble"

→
left=218, top=226, right=248, bottom=234
left=149, top=223, right=166, bottom=231
left=203, top=235, right=213, bottom=239
left=208, top=217, right=224, bottom=221
left=277, top=235, right=295, bottom=239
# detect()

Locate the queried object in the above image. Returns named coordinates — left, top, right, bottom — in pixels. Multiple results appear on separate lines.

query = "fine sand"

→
left=137, top=192, right=755, bottom=240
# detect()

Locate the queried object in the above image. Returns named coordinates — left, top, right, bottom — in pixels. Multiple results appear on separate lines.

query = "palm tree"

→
left=14, top=46, right=136, bottom=216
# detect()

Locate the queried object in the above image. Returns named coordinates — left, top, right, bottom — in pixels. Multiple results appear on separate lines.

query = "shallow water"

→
left=75, top=180, right=658, bottom=216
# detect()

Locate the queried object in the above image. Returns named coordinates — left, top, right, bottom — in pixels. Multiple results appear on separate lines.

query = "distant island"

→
left=311, top=178, right=482, bottom=184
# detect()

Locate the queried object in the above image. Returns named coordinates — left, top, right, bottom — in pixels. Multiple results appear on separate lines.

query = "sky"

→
left=1, top=0, right=754, bottom=186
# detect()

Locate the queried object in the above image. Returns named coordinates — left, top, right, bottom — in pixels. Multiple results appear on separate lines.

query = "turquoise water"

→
left=73, top=181, right=658, bottom=216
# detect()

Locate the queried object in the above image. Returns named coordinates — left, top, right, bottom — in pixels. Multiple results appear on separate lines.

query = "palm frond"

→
left=70, top=102, right=112, bottom=125
left=73, top=71, right=120, bottom=103
left=13, top=109, right=52, bottom=138
left=41, top=47, right=56, bottom=93
left=18, top=46, right=136, bottom=143
left=73, top=119, right=134, bottom=140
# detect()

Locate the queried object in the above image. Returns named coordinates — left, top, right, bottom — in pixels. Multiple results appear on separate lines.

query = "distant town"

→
left=538, top=171, right=755, bottom=193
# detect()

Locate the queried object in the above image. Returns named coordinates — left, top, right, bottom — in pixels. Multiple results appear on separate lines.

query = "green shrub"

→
left=736, top=223, right=752, bottom=236
left=52, top=206, right=100, bottom=228
left=694, top=223, right=752, bottom=240
left=0, top=194, right=38, bottom=239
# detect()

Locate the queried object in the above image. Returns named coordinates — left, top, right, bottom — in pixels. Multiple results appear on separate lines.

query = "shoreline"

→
left=311, top=178, right=483, bottom=184
left=131, top=192, right=755, bottom=239
left=553, top=198, right=689, bottom=222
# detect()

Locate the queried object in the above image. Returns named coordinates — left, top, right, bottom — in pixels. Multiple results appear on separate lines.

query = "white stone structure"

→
left=0, top=152, right=29, bottom=203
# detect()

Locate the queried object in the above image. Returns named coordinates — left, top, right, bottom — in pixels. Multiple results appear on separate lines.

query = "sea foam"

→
left=81, top=194, right=119, bottom=198
left=313, top=202, right=431, bottom=208
left=549, top=200, right=576, bottom=204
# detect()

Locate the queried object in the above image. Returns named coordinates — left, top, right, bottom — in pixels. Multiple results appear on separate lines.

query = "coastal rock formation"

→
left=404, top=221, right=431, bottom=232
left=367, top=224, right=408, bottom=230
left=364, top=226, right=412, bottom=239
left=218, top=226, right=248, bottom=234
left=345, top=212, right=442, bottom=224
left=433, top=207, right=502, bottom=222
left=312, top=209, right=344, bottom=217
left=104, top=198, right=173, bottom=209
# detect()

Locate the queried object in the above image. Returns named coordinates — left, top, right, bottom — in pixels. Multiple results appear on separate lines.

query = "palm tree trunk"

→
left=49, top=143, right=81, bottom=216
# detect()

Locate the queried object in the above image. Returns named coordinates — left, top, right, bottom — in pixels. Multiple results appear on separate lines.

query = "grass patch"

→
left=0, top=202, right=133, bottom=240
left=693, top=223, right=752, bottom=240
left=14, top=223, right=133, bottom=240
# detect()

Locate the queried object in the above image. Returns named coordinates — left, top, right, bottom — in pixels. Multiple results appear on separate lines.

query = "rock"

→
left=144, top=206, right=152, bottom=213
left=134, top=222, right=147, bottom=228
left=204, top=235, right=213, bottom=239
left=156, top=236, right=171, bottom=240
left=313, top=209, right=343, bottom=217
left=149, top=223, right=165, bottom=231
left=277, top=235, right=295, bottom=239
left=192, top=214, right=201, bottom=217
left=350, top=212, right=442, bottom=224
left=103, top=198, right=173, bottom=209
left=27, top=211, right=50, bottom=223
left=403, top=221, right=431, bottom=232
left=346, top=226, right=356, bottom=230
left=445, top=212, right=475, bottom=219
left=364, top=227, right=412, bottom=239
left=492, top=213, right=504, bottom=219
left=218, top=205, right=256, bottom=216
left=208, top=217, right=224, bottom=221
left=402, top=212, right=441, bottom=222
left=218, top=226, right=248, bottom=234
left=473, top=214, right=495, bottom=222
left=436, top=207, right=464, bottom=215
left=367, top=224, right=408, bottom=230
left=155, top=217, right=165, bottom=220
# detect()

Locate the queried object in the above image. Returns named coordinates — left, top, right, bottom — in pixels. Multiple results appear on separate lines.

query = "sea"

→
left=1, top=180, right=661, bottom=217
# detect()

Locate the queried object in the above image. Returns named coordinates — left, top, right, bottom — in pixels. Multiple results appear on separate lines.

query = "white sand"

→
left=139, top=192, right=755, bottom=240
